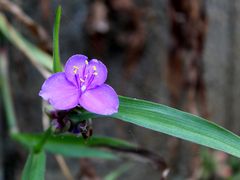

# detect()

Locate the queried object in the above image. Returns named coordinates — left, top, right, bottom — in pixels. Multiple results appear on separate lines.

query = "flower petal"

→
left=39, top=72, right=79, bottom=110
left=64, top=54, right=88, bottom=85
left=79, top=84, right=119, bottom=115
left=86, top=59, right=107, bottom=89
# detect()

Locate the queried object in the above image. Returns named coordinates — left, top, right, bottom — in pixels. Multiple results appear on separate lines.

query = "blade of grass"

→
left=112, top=96, right=240, bottom=158
left=12, top=133, right=136, bottom=160
left=12, top=133, right=135, bottom=149
left=53, top=5, right=62, bottom=72
left=22, top=151, right=46, bottom=180
left=0, top=13, right=52, bottom=73
left=0, top=0, right=51, bottom=52
left=73, top=96, right=240, bottom=159
left=0, top=50, right=18, bottom=134
left=34, top=127, right=52, bottom=153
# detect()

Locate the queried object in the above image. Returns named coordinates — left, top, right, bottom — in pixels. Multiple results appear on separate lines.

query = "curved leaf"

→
left=22, top=151, right=46, bottom=180
left=13, top=133, right=136, bottom=160
left=110, top=96, right=240, bottom=158
left=72, top=96, right=240, bottom=158
left=0, top=13, right=52, bottom=71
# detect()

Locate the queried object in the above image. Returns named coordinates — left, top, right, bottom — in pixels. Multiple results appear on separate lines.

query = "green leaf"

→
left=34, top=127, right=52, bottom=153
left=22, top=151, right=46, bottom=180
left=73, top=96, right=240, bottom=158
left=53, top=5, right=62, bottom=72
left=0, top=50, right=18, bottom=134
left=12, top=133, right=135, bottom=160
left=0, top=13, right=52, bottom=72
left=112, top=96, right=240, bottom=158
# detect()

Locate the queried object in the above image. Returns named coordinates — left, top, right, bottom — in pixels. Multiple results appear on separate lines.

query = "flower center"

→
left=72, top=61, right=98, bottom=93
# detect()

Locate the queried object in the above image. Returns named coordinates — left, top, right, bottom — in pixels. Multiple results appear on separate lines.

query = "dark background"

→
left=1, top=0, right=240, bottom=179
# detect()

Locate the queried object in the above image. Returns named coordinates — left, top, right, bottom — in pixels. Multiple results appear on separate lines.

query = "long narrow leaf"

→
left=111, top=96, right=240, bottom=158
left=0, top=13, right=52, bottom=72
left=22, top=151, right=46, bottom=180
left=53, top=6, right=62, bottom=72
left=73, top=96, right=240, bottom=158
left=13, top=133, right=136, bottom=160
left=0, top=50, right=18, bottom=134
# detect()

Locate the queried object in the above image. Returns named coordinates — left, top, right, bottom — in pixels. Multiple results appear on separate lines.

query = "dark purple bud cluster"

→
left=48, top=110, right=92, bottom=139
left=69, top=120, right=93, bottom=139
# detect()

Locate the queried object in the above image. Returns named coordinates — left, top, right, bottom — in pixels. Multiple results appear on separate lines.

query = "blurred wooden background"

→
left=1, top=0, right=240, bottom=179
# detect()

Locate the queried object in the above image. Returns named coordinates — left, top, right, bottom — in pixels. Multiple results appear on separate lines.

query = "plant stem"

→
left=34, top=126, right=52, bottom=153
left=53, top=5, right=62, bottom=73
left=0, top=49, right=18, bottom=134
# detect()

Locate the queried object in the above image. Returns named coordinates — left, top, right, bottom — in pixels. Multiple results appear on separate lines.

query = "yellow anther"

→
left=93, top=72, right=98, bottom=76
left=85, top=60, right=89, bottom=65
left=93, top=66, right=97, bottom=71
left=80, top=78, right=85, bottom=82
left=73, top=66, right=79, bottom=74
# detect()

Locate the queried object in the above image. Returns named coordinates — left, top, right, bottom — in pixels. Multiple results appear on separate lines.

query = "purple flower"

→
left=39, top=54, right=119, bottom=115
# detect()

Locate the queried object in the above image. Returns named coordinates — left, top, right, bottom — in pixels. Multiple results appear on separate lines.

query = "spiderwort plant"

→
left=39, top=54, right=119, bottom=115
left=48, top=110, right=93, bottom=138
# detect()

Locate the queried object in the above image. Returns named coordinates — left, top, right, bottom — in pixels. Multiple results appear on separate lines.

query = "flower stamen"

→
left=80, top=78, right=85, bottom=82
left=73, top=66, right=79, bottom=74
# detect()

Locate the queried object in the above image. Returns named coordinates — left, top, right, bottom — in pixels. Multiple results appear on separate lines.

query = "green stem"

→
left=34, top=127, right=52, bottom=153
left=0, top=49, right=18, bottom=134
left=0, top=13, right=52, bottom=72
left=53, top=5, right=62, bottom=73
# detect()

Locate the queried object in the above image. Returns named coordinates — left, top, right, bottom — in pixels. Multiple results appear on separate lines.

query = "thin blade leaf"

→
left=13, top=133, right=136, bottom=160
left=0, top=13, right=52, bottom=72
left=73, top=96, right=240, bottom=158
left=0, top=50, right=18, bottom=134
left=22, top=151, right=46, bottom=180
left=53, top=5, right=62, bottom=72
left=111, top=96, right=240, bottom=158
